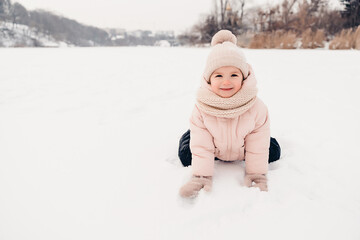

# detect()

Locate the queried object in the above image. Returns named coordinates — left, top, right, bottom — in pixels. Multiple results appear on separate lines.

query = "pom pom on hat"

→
left=211, top=30, right=237, bottom=46
left=203, top=29, right=249, bottom=83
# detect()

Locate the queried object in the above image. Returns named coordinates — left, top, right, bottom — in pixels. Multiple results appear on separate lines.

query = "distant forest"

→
left=1, top=0, right=359, bottom=49
left=0, top=0, right=175, bottom=47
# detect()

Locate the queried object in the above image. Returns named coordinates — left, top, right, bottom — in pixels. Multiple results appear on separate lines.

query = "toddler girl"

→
left=178, top=30, right=281, bottom=198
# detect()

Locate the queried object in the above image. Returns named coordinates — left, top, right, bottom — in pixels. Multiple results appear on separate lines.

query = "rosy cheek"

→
left=211, top=83, right=220, bottom=92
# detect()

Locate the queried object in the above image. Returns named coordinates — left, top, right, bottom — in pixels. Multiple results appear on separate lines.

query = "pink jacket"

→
left=189, top=97, right=270, bottom=176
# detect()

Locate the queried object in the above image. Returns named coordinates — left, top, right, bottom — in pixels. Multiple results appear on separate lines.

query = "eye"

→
left=231, top=74, right=238, bottom=77
left=215, top=74, right=222, bottom=78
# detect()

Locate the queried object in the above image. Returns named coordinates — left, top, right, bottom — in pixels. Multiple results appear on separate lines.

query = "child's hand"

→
left=179, top=175, right=212, bottom=198
left=244, top=173, right=268, bottom=191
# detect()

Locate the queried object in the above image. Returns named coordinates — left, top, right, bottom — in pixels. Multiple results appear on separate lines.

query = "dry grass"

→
left=248, top=31, right=297, bottom=49
left=354, top=26, right=360, bottom=50
left=246, top=27, right=360, bottom=50
left=301, top=29, right=325, bottom=49
left=313, top=29, right=326, bottom=48
left=249, top=33, right=267, bottom=48
left=329, top=29, right=353, bottom=49
left=301, top=29, right=313, bottom=48
left=237, top=32, right=255, bottom=48
left=329, top=26, right=360, bottom=50
left=281, top=31, right=298, bottom=49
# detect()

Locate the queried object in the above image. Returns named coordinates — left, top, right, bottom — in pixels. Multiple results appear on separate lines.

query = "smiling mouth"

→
left=220, top=88, right=233, bottom=91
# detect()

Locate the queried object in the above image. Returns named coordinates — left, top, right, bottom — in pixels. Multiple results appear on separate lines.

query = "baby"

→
left=178, top=30, right=281, bottom=198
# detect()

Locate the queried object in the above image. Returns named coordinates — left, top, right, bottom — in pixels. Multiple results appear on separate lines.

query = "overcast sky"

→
left=13, top=0, right=342, bottom=33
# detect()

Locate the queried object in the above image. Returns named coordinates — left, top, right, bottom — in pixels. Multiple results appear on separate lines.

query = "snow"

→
left=0, top=47, right=360, bottom=240
left=0, top=22, right=68, bottom=47
left=155, top=40, right=171, bottom=47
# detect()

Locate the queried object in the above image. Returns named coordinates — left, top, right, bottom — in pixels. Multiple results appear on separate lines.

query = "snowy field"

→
left=0, top=47, right=360, bottom=240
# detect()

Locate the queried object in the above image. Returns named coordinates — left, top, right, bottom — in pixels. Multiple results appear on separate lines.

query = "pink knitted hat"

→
left=203, top=30, right=249, bottom=83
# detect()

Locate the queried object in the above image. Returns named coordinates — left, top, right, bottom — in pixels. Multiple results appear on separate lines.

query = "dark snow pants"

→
left=178, top=129, right=281, bottom=167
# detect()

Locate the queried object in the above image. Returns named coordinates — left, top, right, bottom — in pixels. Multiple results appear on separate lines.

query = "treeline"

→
left=0, top=0, right=110, bottom=46
left=0, top=0, right=176, bottom=47
left=178, top=0, right=360, bottom=49
left=1, top=0, right=359, bottom=48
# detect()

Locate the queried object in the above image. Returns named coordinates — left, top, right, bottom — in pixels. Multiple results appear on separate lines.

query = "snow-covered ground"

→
left=0, top=47, right=359, bottom=240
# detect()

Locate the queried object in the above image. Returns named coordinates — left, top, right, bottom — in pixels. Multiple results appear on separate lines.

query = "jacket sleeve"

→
left=189, top=105, right=215, bottom=176
left=244, top=102, right=270, bottom=175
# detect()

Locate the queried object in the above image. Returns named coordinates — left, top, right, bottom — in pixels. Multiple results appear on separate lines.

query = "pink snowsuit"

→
left=190, top=84, right=270, bottom=177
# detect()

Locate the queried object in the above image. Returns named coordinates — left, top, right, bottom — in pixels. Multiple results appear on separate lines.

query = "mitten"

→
left=179, top=175, right=212, bottom=198
left=244, top=173, right=268, bottom=191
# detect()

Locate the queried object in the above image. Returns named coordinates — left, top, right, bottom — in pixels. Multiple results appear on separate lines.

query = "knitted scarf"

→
left=196, top=71, right=258, bottom=118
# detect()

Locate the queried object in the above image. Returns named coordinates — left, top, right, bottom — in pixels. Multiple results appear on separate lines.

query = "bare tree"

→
left=255, top=8, right=267, bottom=32
left=219, top=0, right=229, bottom=28
left=9, top=2, right=27, bottom=28
left=281, top=0, right=298, bottom=30
left=0, top=0, right=11, bottom=21
left=239, top=0, right=246, bottom=24
left=187, top=0, right=249, bottom=44
left=230, top=0, right=246, bottom=30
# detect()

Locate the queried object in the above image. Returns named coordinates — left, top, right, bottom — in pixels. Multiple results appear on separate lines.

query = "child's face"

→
left=209, top=66, right=243, bottom=98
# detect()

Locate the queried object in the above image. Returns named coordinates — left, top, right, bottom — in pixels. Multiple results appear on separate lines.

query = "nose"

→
left=223, top=78, right=231, bottom=85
